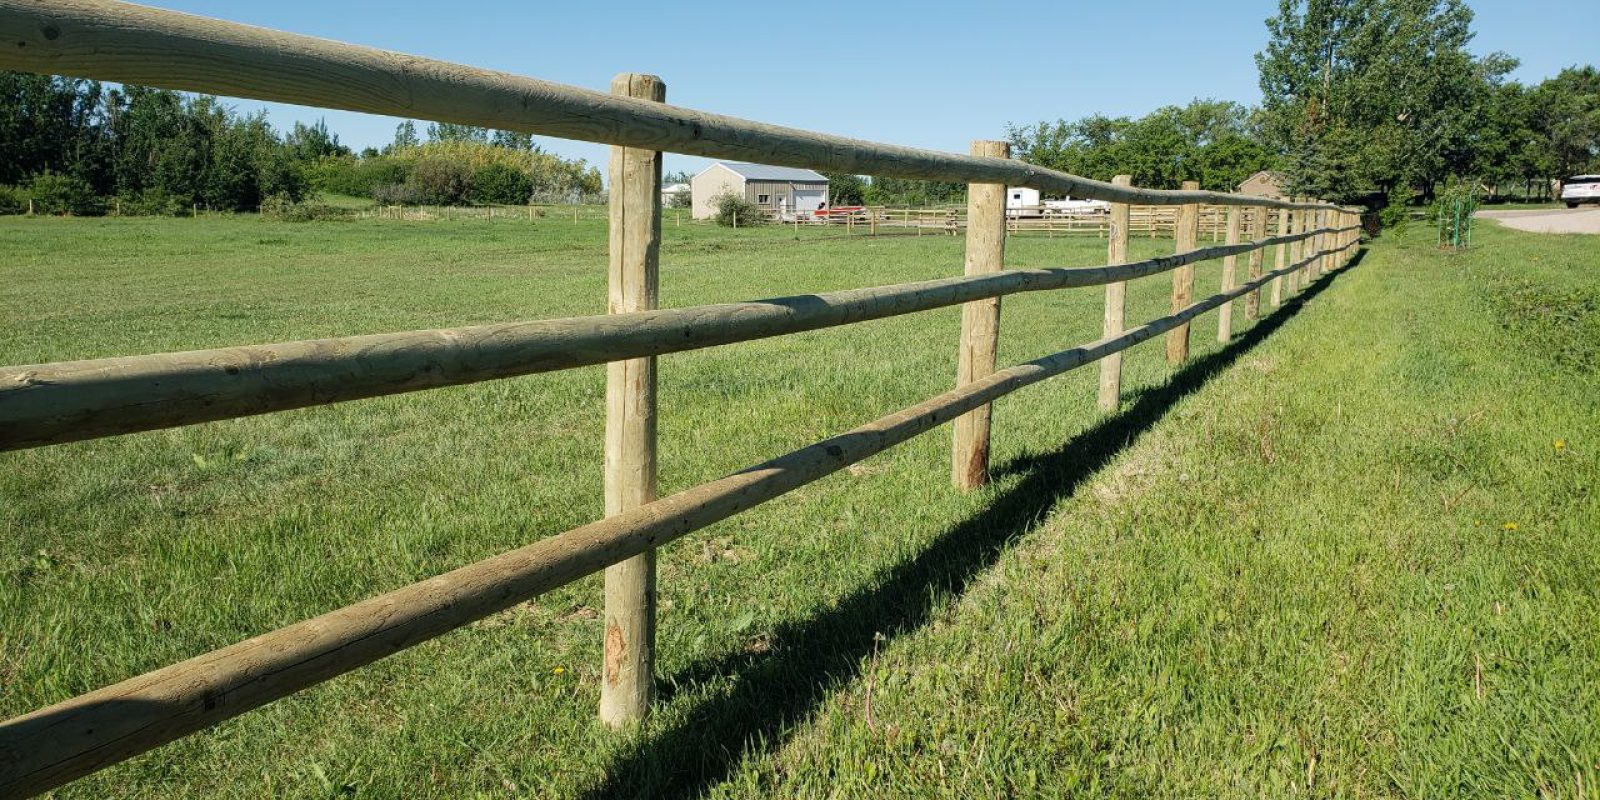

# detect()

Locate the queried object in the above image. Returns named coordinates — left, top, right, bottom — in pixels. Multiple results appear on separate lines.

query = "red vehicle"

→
left=811, top=205, right=869, bottom=221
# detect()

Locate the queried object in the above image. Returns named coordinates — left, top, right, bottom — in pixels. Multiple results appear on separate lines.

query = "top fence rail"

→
left=0, top=0, right=1347, bottom=212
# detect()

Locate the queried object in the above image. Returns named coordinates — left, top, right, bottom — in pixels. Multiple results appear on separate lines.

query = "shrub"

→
left=0, top=185, right=26, bottom=215
left=529, top=189, right=606, bottom=205
left=1429, top=181, right=1477, bottom=243
left=311, top=155, right=410, bottom=198
left=371, top=182, right=420, bottom=206
left=666, top=187, right=692, bottom=209
left=115, top=188, right=186, bottom=217
left=27, top=171, right=102, bottom=216
left=472, top=163, right=534, bottom=205
left=711, top=192, right=765, bottom=227
left=407, top=155, right=474, bottom=205
left=260, top=193, right=354, bottom=222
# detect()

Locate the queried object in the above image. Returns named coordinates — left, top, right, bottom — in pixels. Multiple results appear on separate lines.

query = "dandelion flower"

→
left=1554, top=439, right=1566, bottom=451
left=1502, top=522, right=1518, bottom=531
left=552, top=666, right=566, bottom=675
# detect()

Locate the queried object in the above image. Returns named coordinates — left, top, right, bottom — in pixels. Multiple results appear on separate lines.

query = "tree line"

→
left=1006, top=0, right=1598, bottom=215
left=0, top=73, right=601, bottom=215
left=5, top=0, right=1594, bottom=218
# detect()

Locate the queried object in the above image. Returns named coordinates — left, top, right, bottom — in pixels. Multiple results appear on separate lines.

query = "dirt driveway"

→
left=1475, top=207, right=1600, bottom=234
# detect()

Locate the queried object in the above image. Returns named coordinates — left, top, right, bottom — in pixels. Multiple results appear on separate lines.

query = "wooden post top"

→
left=610, top=73, right=666, bottom=101
left=970, top=140, right=1010, bottom=160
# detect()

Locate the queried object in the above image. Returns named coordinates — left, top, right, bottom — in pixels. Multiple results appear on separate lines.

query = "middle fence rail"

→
left=0, top=1, right=1363, bottom=796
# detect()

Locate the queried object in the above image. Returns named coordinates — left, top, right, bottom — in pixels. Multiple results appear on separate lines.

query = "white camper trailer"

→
left=1005, top=186, right=1042, bottom=218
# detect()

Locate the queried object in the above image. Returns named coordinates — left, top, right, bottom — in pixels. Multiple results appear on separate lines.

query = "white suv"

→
left=1561, top=175, right=1600, bottom=208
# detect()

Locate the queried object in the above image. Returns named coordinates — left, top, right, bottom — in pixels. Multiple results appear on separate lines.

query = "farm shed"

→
left=690, top=162, right=829, bottom=219
left=1237, top=170, right=1287, bottom=200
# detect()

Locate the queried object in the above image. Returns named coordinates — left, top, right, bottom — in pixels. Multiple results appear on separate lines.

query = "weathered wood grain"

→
left=1096, top=175, right=1133, bottom=412
left=1244, top=208, right=1265, bottom=320
left=952, top=140, right=1008, bottom=490
left=1271, top=208, right=1289, bottom=307
left=1217, top=206, right=1242, bottom=343
left=1166, top=181, right=1201, bottom=364
left=600, top=73, right=663, bottom=729
left=1287, top=205, right=1306, bottom=296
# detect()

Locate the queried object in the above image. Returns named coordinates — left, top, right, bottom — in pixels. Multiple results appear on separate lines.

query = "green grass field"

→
left=3, top=213, right=1597, bottom=798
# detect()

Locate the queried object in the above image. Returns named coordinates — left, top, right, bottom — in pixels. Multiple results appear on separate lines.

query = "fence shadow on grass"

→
left=580, top=251, right=1365, bottom=799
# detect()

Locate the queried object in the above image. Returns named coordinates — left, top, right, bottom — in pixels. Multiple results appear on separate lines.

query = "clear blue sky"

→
left=150, top=0, right=1599, bottom=180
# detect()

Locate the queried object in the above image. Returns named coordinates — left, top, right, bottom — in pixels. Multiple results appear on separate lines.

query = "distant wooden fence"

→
left=365, top=203, right=608, bottom=223
left=765, top=205, right=1280, bottom=240
left=0, top=1, right=1361, bottom=795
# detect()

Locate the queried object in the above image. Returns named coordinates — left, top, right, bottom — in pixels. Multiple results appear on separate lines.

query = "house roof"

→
left=705, top=162, right=829, bottom=182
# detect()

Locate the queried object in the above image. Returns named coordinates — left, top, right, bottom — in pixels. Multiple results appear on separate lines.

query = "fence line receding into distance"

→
left=0, top=1, right=1363, bottom=796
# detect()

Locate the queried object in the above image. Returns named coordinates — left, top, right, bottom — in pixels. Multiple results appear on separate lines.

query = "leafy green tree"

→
left=427, top=122, right=489, bottom=144
left=391, top=120, right=419, bottom=152
left=822, top=172, right=866, bottom=205
left=0, top=72, right=110, bottom=189
left=286, top=118, right=349, bottom=161
left=1530, top=66, right=1600, bottom=180
left=862, top=176, right=964, bottom=206
left=490, top=129, right=537, bottom=151
left=1255, top=0, right=1514, bottom=203
left=1007, top=100, right=1272, bottom=190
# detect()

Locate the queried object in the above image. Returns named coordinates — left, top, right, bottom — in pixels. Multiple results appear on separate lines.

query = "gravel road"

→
left=1475, top=207, right=1600, bottom=234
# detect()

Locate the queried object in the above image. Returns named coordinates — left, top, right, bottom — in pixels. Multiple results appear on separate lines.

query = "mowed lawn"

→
left=2, top=213, right=1597, bottom=798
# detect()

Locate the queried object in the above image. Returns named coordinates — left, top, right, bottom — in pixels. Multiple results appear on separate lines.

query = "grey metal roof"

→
left=715, top=162, right=829, bottom=182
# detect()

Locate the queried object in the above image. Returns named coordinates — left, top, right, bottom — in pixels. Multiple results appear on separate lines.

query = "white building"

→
left=690, top=162, right=830, bottom=220
left=662, top=182, right=690, bottom=206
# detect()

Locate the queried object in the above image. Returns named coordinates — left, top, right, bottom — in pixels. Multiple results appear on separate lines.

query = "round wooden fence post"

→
left=1310, top=208, right=1324, bottom=278
left=1337, top=210, right=1347, bottom=267
left=1271, top=208, right=1288, bottom=307
left=1299, top=204, right=1315, bottom=287
left=600, top=72, right=665, bottom=729
left=1306, top=207, right=1319, bottom=280
left=1217, top=205, right=1242, bottom=343
left=1334, top=211, right=1342, bottom=267
left=1244, top=207, right=1266, bottom=320
left=1287, top=203, right=1305, bottom=296
left=1165, top=181, right=1200, bottom=365
left=1305, top=206, right=1317, bottom=288
left=1097, top=174, right=1133, bottom=412
left=1347, top=210, right=1358, bottom=264
left=952, top=139, right=1008, bottom=490
left=1340, top=211, right=1349, bottom=265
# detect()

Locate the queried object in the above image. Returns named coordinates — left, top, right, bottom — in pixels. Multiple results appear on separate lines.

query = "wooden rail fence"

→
left=0, top=1, right=1362, bottom=795
left=765, top=205, right=1279, bottom=240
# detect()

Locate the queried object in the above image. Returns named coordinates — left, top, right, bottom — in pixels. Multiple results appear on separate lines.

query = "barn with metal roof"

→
left=690, top=162, right=830, bottom=220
